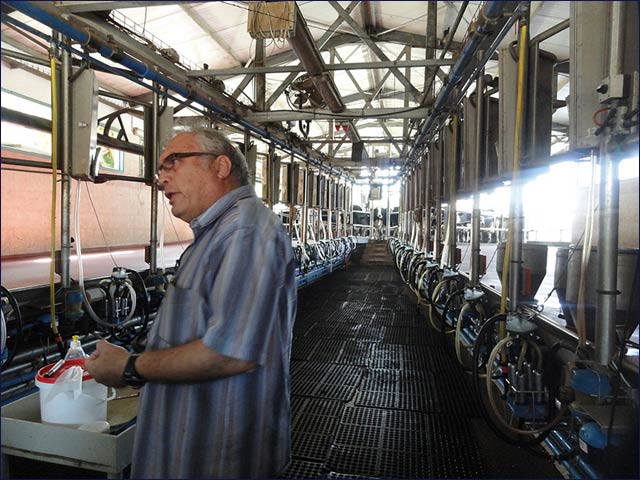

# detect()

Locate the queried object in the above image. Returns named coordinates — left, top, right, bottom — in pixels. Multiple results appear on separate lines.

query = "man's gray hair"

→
left=187, top=128, right=250, bottom=186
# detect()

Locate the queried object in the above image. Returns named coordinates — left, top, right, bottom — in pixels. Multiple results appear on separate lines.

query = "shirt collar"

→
left=190, top=185, right=256, bottom=237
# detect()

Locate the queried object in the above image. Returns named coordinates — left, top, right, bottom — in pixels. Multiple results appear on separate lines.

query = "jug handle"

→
left=107, top=387, right=117, bottom=400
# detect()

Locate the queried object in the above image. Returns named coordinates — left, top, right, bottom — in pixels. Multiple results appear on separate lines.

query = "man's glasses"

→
left=157, top=151, right=220, bottom=174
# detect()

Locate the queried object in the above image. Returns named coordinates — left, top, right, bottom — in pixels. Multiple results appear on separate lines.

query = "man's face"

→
left=157, top=133, right=224, bottom=223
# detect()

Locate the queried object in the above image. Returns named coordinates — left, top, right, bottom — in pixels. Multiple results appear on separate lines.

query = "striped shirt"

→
left=131, top=185, right=297, bottom=478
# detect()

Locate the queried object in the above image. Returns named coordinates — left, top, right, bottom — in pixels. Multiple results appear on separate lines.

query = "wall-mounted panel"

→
left=293, top=164, right=306, bottom=206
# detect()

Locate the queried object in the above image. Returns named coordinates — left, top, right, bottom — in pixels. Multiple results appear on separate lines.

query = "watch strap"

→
left=122, top=353, right=146, bottom=388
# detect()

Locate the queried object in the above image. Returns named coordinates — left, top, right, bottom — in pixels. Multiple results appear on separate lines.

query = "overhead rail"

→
left=406, top=1, right=521, bottom=172
left=4, top=1, right=353, bottom=182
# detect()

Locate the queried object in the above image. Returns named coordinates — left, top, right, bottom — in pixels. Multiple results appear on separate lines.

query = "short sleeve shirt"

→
left=131, top=185, right=297, bottom=478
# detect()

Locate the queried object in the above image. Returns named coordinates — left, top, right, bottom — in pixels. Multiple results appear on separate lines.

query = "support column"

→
left=60, top=38, right=72, bottom=288
left=595, top=1, right=625, bottom=365
left=149, top=83, right=160, bottom=274
left=508, top=13, right=530, bottom=312
left=255, top=38, right=265, bottom=111
left=470, top=68, right=485, bottom=286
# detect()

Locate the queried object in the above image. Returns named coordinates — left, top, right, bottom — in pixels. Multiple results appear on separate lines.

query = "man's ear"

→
left=214, top=155, right=232, bottom=179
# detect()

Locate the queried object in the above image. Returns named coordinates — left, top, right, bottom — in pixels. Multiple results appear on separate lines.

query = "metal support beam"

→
left=231, top=58, right=254, bottom=101
left=334, top=50, right=400, bottom=155
left=188, top=58, right=455, bottom=77
left=255, top=38, right=265, bottom=111
left=266, top=71, right=298, bottom=109
left=60, top=37, right=72, bottom=289
left=54, top=1, right=178, bottom=13
left=329, top=1, right=421, bottom=102
left=244, top=107, right=430, bottom=123
left=470, top=68, right=485, bottom=287
left=148, top=84, right=160, bottom=274
left=287, top=4, right=345, bottom=113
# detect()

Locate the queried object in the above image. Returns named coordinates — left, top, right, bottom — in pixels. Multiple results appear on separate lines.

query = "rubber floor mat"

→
left=291, top=264, right=488, bottom=477
left=279, top=460, right=329, bottom=479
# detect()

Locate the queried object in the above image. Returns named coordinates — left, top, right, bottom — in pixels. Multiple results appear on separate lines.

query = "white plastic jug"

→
left=35, top=358, right=115, bottom=427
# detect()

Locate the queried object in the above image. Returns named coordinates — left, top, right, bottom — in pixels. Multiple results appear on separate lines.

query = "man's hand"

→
left=84, top=340, right=130, bottom=387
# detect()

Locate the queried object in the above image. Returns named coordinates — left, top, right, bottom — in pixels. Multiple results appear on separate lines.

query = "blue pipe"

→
left=1, top=370, right=37, bottom=389
left=542, top=436, right=584, bottom=479
left=550, top=430, right=601, bottom=479
left=576, top=456, right=601, bottom=480
left=5, top=1, right=351, bottom=181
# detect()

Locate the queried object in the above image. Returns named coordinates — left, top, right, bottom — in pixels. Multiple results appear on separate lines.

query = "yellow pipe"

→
left=49, top=56, right=59, bottom=336
left=499, top=20, right=529, bottom=320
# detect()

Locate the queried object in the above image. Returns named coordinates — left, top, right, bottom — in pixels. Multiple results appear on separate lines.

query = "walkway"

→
left=281, top=244, right=561, bottom=479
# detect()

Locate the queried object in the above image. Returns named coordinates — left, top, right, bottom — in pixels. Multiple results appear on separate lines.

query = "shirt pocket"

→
left=149, top=284, right=205, bottom=348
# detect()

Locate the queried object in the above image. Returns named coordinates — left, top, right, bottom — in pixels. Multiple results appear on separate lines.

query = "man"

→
left=85, top=128, right=297, bottom=478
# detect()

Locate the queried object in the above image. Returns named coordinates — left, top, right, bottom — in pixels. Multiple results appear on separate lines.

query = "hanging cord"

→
left=74, top=181, right=137, bottom=329
left=85, top=183, right=118, bottom=267
left=49, top=55, right=64, bottom=357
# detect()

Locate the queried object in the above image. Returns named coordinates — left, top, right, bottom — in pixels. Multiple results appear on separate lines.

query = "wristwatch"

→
left=122, top=354, right=147, bottom=388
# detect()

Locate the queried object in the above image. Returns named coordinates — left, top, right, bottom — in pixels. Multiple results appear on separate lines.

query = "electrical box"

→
left=421, top=153, right=432, bottom=205
left=271, top=154, right=281, bottom=205
left=499, top=45, right=556, bottom=174
left=247, top=1, right=296, bottom=39
left=345, top=185, right=352, bottom=212
left=70, top=69, right=99, bottom=181
left=317, top=174, right=326, bottom=208
left=442, top=126, right=456, bottom=202
left=370, top=184, right=382, bottom=201
left=280, top=163, right=291, bottom=203
left=292, top=164, right=306, bottom=205
left=430, top=139, right=443, bottom=201
left=570, top=2, right=639, bottom=149
left=569, top=2, right=610, bottom=150
left=307, top=170, right=317, bottom=207
left=245, top=142, right=257, bottom=186
left=462, top=93, right=501, bottom=192
left=327, top=179, right=336, bottom=209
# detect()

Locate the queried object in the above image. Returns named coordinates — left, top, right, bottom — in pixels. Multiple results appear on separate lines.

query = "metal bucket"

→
left=565, top=247, right=639, bottom=340
left=496, top=242, right=548, bottom=302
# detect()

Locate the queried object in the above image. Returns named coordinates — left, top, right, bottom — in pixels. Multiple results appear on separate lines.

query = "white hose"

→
left=576, top=152, right=597, bottom=348
left=485, top=336, right=566, bottom=436
left=1, top=308, right=7, bottom=354
left=455, top=301, right=485, bottom=367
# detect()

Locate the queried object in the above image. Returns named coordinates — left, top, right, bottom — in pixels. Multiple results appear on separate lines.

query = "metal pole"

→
left=447, top=116, right=458, bottom=268
left=470, top=67, right=485, bottom=286
left=433, top=132, right=443, bottom=259
left=508, top=12, right=530, bottom=312
left=595, top=1, right=625, bottom=365
left=386, top=184, right=391, bottom=239
left=60, top=37, right=72, bottom=289
left=149, top=83, right=159, bottom=274
left=301, top=167, right=308, bottom=244
left=255, top=38, right=265, bottom=111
